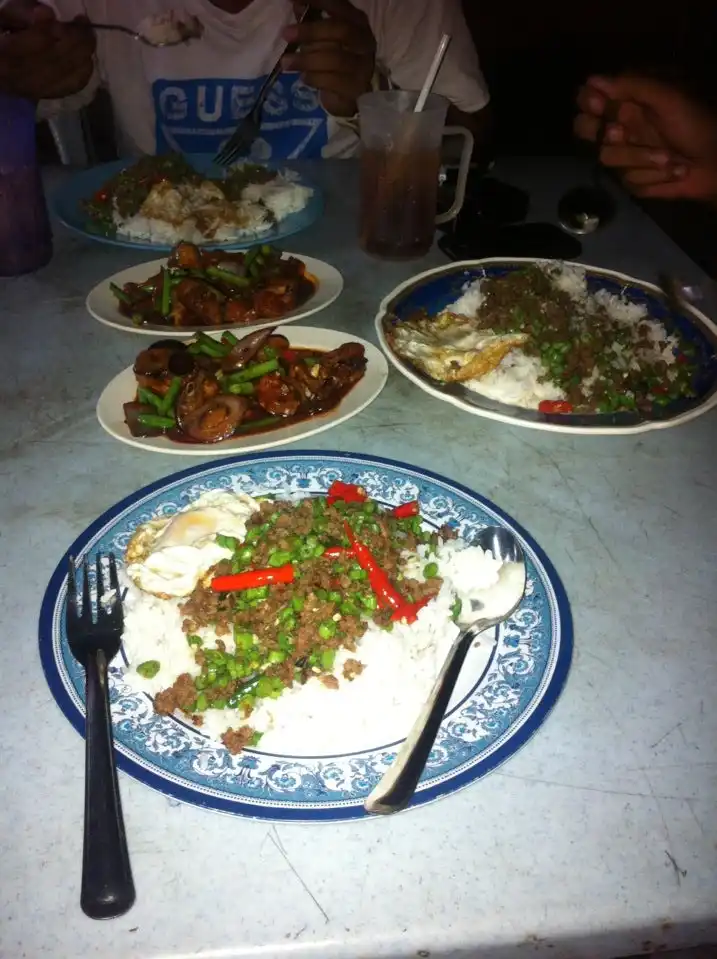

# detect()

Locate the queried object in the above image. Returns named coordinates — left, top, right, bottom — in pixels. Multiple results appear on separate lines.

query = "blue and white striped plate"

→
left=39, top=452, right=572, bottom=821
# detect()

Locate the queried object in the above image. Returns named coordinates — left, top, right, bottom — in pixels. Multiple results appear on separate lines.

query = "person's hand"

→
left=574, top=75, right=717, bottom=203
left=281, top=0, right=376, bottom=118
left=0, top=2, right=95, bottom=102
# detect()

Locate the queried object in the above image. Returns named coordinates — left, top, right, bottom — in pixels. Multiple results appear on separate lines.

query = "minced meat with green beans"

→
left=475, top=266, right=698, bottom=413
left=153, top=490, right=457, bottom=754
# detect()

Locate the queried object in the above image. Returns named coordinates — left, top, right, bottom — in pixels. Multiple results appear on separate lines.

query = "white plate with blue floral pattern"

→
left=39, top=452, right=572, bottom=821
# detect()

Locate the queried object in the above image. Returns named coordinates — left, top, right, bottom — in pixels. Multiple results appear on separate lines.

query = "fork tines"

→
left=67, top=553, right=123, bottom=629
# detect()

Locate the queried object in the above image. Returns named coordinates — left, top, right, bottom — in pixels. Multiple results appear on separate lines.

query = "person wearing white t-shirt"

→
left=0, top=0, right=490, bottom=160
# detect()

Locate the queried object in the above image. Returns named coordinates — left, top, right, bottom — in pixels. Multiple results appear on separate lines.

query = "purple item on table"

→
left=0, top=93, right=52, bottom=276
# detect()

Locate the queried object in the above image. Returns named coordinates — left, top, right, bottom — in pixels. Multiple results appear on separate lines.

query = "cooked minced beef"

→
left=475, top=265, right=698, bottom=412
left=343, top=659, right=365, bottom=681
left=156, top=494, right=446, bottom=750
left=222, top=726, right=255, bottom=754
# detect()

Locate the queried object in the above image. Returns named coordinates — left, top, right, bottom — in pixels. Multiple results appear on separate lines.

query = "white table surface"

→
left=2, top=158, right=716, bottom=959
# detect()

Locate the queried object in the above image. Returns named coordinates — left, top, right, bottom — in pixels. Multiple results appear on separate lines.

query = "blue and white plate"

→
left=376, top=258, right=717, bottom=435
left=53, top=154, right=323, bottom=252
left=39, top=452, right=572, bottom=821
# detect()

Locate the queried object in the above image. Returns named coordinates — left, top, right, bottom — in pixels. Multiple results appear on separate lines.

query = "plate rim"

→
left=374, top=256, right=717, bottom=436
left=95, top=325, right=388, bottom=455
left=38, top=450, right=573, bottom=822
left=85, top=252, right=344, bottom=337
left=52, top=157, right=324, bottom=252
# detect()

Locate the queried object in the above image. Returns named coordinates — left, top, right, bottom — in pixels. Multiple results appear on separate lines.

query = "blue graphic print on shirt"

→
left=153, top=74, right=329, bottom=158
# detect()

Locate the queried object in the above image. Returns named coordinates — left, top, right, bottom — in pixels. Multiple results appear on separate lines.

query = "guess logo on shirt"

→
left=152, top=73, right=329, bottom=158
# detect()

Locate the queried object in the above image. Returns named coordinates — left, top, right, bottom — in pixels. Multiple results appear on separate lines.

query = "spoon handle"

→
left=81, top=651, right=135, bottom=920
left=364, top=623, right=485, bottom=814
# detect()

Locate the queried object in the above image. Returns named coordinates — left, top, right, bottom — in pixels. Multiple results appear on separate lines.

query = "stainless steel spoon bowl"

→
left=364, top=526, right=527, bottom=815
left=557, top=183, right=616, bottom=235
left=558, top=104, right=617, bottom=235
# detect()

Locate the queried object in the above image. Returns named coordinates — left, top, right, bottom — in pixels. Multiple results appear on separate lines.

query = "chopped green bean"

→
left=320, top=649, right=336, bottom=670
left=137, top=387, right=165, bottom=412
left=158, top=376, right=182, bottom=416
left=226, top=382, right=255, bottom=395
left=109, top=282, right=133, bottom=305
left=137, top=660, right=160, bottom=679
left=206, top=266, right=251, bottom=286
left=137, top=413, right=176, bottom=430
left=268, top=549, right=292, bottom=567
left=187, top=634, right=203, bottom=648
left=318, top=620, right=337, bottom=640
left=228, top=357, right=280, bottom=383
left=216, top=534, right=238, bottom=551
left=423, top=562, right=439, bottom=579
left=234, top=416, right=282, bottom=434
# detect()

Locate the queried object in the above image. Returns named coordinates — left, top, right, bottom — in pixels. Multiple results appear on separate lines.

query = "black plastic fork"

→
left=66, top=554, right=135, bottom=920
left=213, top=4, right=321, bottom=167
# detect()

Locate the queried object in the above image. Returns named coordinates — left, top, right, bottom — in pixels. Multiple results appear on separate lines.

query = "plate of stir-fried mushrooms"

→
left=96, top=325, right=388, bottom=454
left=86, top=241, right=344, bottom=337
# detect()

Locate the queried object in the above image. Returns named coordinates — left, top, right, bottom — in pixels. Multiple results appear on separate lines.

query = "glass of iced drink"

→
left=358, top=90, right=473, bottom=260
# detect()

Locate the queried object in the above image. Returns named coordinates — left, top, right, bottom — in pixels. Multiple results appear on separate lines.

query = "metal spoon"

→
left=558, top=105, right=617, bottom=235
left=70, top=15, right=204, bottom=48
left=658, top=272, right=704, bottom=315
left=364, top=527, right=527, bottom=815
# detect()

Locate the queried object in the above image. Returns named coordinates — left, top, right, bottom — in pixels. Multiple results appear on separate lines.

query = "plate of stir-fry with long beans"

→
left=85, top=241, right=344, bottom=337
left=96, top=325, right=389, bottom=454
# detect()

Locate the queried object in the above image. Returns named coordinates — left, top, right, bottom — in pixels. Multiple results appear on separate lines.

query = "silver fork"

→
left=213, top=4, right=319, bottom=167
left=66, top=554, right=135, bottom=920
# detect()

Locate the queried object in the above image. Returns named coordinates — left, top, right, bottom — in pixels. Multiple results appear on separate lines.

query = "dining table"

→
left=2, top=155, right=716, bottom=959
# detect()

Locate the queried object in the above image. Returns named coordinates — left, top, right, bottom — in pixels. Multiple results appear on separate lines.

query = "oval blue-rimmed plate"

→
left=375, top=257, right=717, bottom=435
left=39, top=451, right=572, bottom=821
left=52, top=154, right=323, bottom=252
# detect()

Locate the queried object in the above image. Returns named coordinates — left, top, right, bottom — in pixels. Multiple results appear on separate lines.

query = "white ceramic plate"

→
left=375, top=257, right=717, bottom=435
left=86, top=253, right=344, bottom=337
left=96, top=325, right=388, bottom=455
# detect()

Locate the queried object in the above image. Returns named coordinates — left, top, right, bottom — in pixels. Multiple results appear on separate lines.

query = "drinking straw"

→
left=414, top=34, right=451, bottom=113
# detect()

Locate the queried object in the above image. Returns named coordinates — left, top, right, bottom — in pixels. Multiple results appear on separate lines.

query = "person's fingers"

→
left=599, top=144, right=676, bottom=169
left=0, top=20, right=93, bottom=99
left=576, top=84, right=607, bottom=118
left=622, top=165, right=685, bottom=187
left=613, top=100, right=663, bottom=148
left=574, top=112, right=626, bottom=146
left=583, top=73, right=688, bottom=116
left=284, top=18, right=373, bottom=54
left=285, top=45, right=366, bottom=78
left=573, top=113, right=600, bottom=142
left=292, top=0, right=366, bottom=25
left=0, top=0, right=54, bottom=28
left=298, top=69, right=360, bottom=101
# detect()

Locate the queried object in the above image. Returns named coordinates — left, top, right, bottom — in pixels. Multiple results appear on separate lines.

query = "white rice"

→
left=119, top=528, right=509, bottom=756
left=115, top=173, right=313, bottom=245
left=443, top=262, right=679, bottom=408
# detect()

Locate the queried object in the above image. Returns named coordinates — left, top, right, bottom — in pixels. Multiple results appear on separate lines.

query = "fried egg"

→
left=126, top=490, right=259, bottom=598
left=388, top=311, right=527, bottom=383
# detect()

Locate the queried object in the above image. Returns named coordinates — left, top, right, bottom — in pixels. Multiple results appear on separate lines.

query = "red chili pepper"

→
left=323, top=545, right=353, bottom=558
left=327, top=480, right=368, bottom=506
left=538, top=400, right=574, bottom=414
left=281, top=348, right=299, bottom=363
left=390, top=597, right=431, bottom=625
left=93, top=188, right=109, bottom=203
left=211, top=564, right=294, bottom=592
left=392, top=500, right=420, bottom=519
left=345, top=523, right=405, bottom=610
